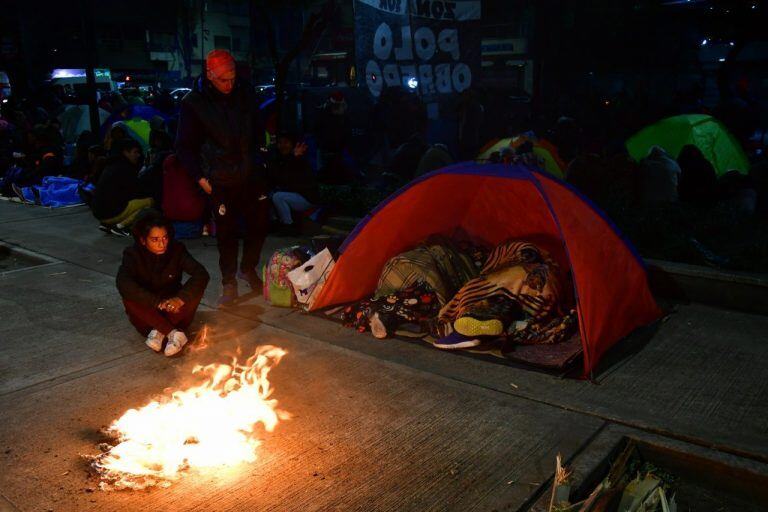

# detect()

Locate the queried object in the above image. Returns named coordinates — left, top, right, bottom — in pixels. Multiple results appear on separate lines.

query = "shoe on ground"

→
left=454, top=317, right=504, bottom=337
left=98, top=223, right=110, bottom=233
left=217, top=282, right=238, bottom=307
left=109, top=225, right=131, bottom=237
left=164, top=329, right=188, bottom=356
left=10, top=183, right=29, bottom=203
left=433, top=332, right=482, bottom=350
left=145, top=329, right=165, bottom=352
left=369, top=312, right=388, bottom=339
left=237, top=270, right=263, bottom=293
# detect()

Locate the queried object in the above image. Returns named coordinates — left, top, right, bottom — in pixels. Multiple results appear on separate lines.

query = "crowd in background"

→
left=0, top=73, right=766, bottom=272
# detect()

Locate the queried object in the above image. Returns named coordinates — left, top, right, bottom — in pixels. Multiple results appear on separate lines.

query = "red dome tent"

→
left=310, top=163, right=662, bottom=376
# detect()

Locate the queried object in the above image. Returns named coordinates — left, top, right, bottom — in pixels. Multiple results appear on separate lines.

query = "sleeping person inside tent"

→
left=307, top=163, right=661, bottom=375
left=338, top=236, right=578, bottom=358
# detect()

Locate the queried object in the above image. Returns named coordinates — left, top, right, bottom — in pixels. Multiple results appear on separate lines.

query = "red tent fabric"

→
left=310, top=163, right=662, bottom=376
left=162, top=154, right=205, bottom=222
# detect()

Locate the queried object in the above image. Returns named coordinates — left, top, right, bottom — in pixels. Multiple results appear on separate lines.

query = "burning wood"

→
left=87, top=345, right=290, bottom=490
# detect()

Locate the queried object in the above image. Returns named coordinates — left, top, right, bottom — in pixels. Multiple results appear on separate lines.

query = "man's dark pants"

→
left=212, top=181, right=270, bottom=285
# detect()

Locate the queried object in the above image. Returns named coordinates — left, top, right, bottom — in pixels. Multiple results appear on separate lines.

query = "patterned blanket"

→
left=375, top=236, right=485, bottom=306
left=439, top=240, right=570, bottom=343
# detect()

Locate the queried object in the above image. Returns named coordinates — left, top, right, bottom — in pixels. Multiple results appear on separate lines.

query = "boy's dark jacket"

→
left=116, top=238, right=209, bottom=307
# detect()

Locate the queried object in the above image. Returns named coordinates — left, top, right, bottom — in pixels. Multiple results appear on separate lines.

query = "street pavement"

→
left=1, top=201, right=766, bottom=511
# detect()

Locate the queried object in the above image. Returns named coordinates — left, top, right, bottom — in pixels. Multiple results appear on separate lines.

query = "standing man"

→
left=176, top=49, right=268, bottom=306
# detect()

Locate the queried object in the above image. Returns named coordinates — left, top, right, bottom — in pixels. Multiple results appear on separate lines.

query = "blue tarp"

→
left=21, top=176, right=93, bottom=208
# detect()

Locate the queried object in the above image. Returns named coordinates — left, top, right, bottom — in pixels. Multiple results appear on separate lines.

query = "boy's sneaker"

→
left=217, top=282, right=238, bottom=307
left=98, top=223, right=111, bottom=233
left=433, top=332, right=483, bottom=350
left=164, top=329, right=188, bottom=356
left=145, top=329, right=165, bottom=352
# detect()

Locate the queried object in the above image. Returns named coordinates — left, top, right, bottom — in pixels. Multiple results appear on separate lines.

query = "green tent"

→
left=626, top=114, right=750, bottom=176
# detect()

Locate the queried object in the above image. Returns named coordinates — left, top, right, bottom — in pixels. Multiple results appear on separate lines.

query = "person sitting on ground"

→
left=388, top=131, right=428, bottom=182
left=91, top=138, right=153, bottom=235
left=67, top=130, right=98, bottom=180
left=104, top=124, right=129, bottom=156
left=414, top=143, right=453, bottom=177
left=677, top=144, right=718, bottom=208
left=11, top=124, right=64, bottom=188
left=83, top=145, right=107, bottom=184
left=718, top=170, right=757, bottom=215
left=116, top=209, right=210, bottom=356
left=139, top=129, right=174, bottom=206
left=638, top=145, right=681, bottom=204
left=76, top=146, right=107, bottom=206
left=267, top=132, right=321, bottom=233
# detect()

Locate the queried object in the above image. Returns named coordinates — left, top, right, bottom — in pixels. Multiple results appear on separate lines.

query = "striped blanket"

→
left=439, top=240, right=567, bottom=339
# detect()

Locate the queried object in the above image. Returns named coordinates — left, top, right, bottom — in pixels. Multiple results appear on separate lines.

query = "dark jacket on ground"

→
left=175, top=76, right=265, bottom=188
left=91, top=154, right=141, bottom=219
left=267, top=152, right=321, bottom=204
left=116, top=239, right=209, bottom=308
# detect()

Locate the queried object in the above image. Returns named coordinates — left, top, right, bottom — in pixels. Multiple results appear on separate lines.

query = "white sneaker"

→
left=164, top=329, right=188, bottom=356
left=145, top=329, right=164, bottom=352
left=369, top=313, right=388, bottom=339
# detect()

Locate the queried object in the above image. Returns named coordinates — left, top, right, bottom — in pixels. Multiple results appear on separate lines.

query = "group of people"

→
left=117, top=49, right=322, bottom=356
left=3, top=45, right=767, bottom=355
left=0, top=49, right=324, bottom=356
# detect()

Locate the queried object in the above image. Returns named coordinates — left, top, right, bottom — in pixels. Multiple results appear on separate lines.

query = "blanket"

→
left=375, top=237, right=485, bottom=306
left=21, top=176, right=92, bottom=208
left=439, top=240, right=568, bottom=340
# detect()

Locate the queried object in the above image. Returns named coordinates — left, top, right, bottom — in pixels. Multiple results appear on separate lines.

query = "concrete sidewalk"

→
left=1, top=201, right=766, bottom=511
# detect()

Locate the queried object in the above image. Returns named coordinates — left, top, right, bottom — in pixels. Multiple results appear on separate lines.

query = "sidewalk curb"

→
left=646, top=258, right=768, bottom=315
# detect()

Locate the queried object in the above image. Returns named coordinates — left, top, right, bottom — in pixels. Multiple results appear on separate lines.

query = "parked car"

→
left=169, top=87, right=191, bottom=103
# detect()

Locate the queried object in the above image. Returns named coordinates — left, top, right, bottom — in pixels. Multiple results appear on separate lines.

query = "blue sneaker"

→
left=433, top=332, right=483, bottom=350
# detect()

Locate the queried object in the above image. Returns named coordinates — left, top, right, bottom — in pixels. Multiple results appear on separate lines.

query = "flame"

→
left=189, top=325, right=210, bottom=352
left=91, top=345, right=289, bottom=490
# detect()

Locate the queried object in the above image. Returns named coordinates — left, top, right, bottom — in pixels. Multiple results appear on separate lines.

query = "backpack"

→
left=262, top=246, right=305, bottom=307
left=162, top=154, right=206, bottom=221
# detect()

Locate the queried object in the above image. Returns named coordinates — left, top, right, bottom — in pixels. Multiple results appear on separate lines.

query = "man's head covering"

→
left=206, top=49, right=236, bottom=76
